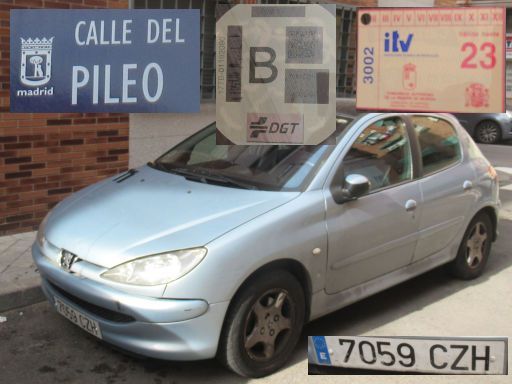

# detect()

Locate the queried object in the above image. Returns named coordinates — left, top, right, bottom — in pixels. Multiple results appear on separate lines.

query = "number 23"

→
left=461, top=42, right=496, bottom=70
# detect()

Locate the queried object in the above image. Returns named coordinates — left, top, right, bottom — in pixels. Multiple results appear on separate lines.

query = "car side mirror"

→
left=331, top=174, right=371, bottom=204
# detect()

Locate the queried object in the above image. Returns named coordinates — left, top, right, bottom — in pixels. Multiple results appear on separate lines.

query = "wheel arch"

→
left=477, top=206, right=498, bottom=242
left=225, top=259, right=313, bottom=324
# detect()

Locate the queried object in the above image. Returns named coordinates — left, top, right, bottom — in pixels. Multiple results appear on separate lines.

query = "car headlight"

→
left=506, top=110, right=512, bottom=119
left=100, top=248, right=207, bottom=286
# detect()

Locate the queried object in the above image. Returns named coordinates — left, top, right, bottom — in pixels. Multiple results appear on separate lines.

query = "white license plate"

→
left=54, top=297, right=102, bottom=339
left=310, top=336, right=508, bottom=375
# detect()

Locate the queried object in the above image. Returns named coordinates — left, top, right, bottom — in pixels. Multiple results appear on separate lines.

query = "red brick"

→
left=0, top=136, right=17, bottom=143
left=4, top=142, right=31, bottom=149
left=19, top=163, right=46, bottom=171
left=14, top=0, right=43, bottom=6
left=6, top=213, right=33, bottom=223
left=20, top=176, right=47, bottom=185
left=73, top=118, right=97, bottom=125
left=5, top=171, right=32, bottom=179
left=0, top=223, right=20, bottom=232
left=60, top=138, right=84, bottom=146
left=0, top=150, right=16, bottom=158
left=19, top=134, right=45, bottom=141
left=42, top=1, right=70, bottom=8
left=97, top=129, right=118, bottom=137
left=34, top=182, right=59, bottom=191
left=46, top=119, right=72, bottom=126
left=5, top=156, right=31, bottom=164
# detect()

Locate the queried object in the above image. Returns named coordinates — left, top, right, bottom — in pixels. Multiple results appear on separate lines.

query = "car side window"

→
left=411, top=115, right=461, bottom=176
left=342, top=117, right=413, bottom=193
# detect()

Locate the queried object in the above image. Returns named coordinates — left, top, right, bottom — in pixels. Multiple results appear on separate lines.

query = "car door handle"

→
left=463, top=180, right=473, bottom=191
left=405, top=199, right=417, bottom=212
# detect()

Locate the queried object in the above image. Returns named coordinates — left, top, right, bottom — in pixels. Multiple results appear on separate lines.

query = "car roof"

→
left=336, top=99, right=464, bottom=126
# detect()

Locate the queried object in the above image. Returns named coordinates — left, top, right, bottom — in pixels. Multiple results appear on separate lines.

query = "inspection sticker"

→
left=356, top=7, right=506, bottom=113
left=216, top=4, right=336, bottom=145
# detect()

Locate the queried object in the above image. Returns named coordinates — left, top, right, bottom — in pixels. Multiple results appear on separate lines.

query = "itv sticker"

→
left=10, top=10, right=200, bottom=113
left=356, top=7, right=506, bottom=113
left=216, top=4, right=336, bottom=145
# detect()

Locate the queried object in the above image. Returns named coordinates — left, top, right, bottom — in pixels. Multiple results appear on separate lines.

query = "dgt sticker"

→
left=216, top=4, right=336, bottom=145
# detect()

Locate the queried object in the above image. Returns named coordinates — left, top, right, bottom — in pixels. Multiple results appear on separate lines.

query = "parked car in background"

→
left=452, top=111, right=512, bottom=144
left=33, top=110, right=499, bottom=377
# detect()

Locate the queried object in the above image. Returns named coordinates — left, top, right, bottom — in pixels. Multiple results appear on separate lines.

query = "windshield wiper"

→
left=154, top=165, right=258, bottom=190
left=147, top=161, right=170, bottom=172
left=201, top=173, right=259, bottom=190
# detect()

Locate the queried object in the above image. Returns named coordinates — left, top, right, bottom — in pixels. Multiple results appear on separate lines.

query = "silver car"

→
left=33, top=112, right=500, bottom=377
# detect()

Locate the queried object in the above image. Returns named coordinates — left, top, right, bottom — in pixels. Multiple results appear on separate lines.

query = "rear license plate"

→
left=309, top=336, right=508, bottom=375
left=54, top=297, right=102, bottom=339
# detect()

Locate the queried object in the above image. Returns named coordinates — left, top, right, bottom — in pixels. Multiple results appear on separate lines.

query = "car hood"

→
left=45, top=166, right=299, bottom=268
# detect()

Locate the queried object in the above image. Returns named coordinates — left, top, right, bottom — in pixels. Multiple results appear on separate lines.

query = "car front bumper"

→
left=32, top=243, right=229, bottom=361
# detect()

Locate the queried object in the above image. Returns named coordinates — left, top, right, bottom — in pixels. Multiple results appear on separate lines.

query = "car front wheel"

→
left=475, top=121, right=501, bottom=144
left=217, top=270, right=305, bottom=377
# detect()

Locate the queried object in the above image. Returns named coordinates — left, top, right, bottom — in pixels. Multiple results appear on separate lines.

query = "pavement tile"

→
left=0, top=231, right=42, bottom=312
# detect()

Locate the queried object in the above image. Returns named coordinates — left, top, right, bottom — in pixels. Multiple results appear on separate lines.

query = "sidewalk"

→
left=0, top=232, right=43, bottom=312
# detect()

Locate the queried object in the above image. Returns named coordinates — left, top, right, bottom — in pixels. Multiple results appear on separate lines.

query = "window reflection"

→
left=343, top=118, right=412, bottom=192
left=412, top=116, right=461, bottom=175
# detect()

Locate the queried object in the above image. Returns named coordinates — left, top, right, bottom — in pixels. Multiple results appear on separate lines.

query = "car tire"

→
left=217, top=269, right=306, bottom=378
left=475, top=121, right=501, bottom=144
left=449, top=213, right=493, bottom=280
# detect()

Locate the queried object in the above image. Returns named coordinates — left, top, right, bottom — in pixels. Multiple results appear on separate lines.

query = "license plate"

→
left=309, top=336, right=508, bottom=375
left=54, top=297, right=102, bottom=339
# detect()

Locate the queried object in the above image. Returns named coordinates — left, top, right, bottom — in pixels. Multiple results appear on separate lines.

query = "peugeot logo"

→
left=60, top=250, right=77, bottom=272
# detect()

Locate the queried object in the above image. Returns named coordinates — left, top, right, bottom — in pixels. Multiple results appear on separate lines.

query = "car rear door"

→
left=323, top=115, right=422, bottom=294
left=409, top=114, right=477, bottom=263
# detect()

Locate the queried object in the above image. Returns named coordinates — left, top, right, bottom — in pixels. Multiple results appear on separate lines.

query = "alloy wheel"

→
left=465, top=221, right=488, bottom=269
left=477, top=122, right=499, bottom=144
left=243, top=288, right=295, bottom=361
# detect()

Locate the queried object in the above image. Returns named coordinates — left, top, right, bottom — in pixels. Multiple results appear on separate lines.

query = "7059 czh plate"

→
left=308, top=336, right=508, bottom=375
left=54, top=297, right=102, bottom=339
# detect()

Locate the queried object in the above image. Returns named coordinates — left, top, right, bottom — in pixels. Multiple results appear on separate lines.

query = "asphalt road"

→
left=0, top=143, right=511, bottom=384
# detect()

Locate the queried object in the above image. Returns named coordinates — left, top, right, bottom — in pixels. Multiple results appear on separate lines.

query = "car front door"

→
left=324, top=115, right=422, bottom=294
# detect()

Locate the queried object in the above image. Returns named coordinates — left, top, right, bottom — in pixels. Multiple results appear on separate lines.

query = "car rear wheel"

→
left=475, top=121, right=501, bottom=144
left=217, top=270, right=305, bottom=377
left=449, top=213, right=493, bottom=280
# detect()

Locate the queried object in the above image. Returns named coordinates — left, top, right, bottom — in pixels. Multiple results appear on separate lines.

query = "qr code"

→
left=285, top=69, right=329, bottom=104
left=286, top=26, right=323, bottom=64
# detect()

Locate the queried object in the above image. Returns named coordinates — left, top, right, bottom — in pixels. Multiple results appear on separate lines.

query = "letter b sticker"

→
left=249, top=47, right=277, bottom=84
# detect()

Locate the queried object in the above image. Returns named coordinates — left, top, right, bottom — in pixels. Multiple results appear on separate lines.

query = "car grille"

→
left=48, top=281, right=136, bottom=323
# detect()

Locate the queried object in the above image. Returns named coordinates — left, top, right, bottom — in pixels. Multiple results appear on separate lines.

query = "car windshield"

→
left=151, top=118, right=353, bottom=191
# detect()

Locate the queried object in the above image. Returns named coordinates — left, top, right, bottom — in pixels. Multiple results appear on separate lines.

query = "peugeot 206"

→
left=33, top=111, right=499, bottom=377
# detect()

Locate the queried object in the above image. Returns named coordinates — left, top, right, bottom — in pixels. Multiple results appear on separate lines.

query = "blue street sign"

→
left=10, top=9, right=200, bottom=113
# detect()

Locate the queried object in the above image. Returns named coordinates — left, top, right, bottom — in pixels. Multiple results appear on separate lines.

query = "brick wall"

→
left=0, top=0, right=129, bottom=236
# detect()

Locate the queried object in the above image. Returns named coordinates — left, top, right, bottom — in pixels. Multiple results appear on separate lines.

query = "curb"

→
left=0, top=285, right=45, bottom=313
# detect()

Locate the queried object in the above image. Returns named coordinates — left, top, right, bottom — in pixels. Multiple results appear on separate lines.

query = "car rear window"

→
left=411, top=116, right=461, bottom=176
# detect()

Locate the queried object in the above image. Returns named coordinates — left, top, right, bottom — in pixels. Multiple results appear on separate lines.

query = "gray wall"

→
left=129, top=103, right=215, bottom=168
